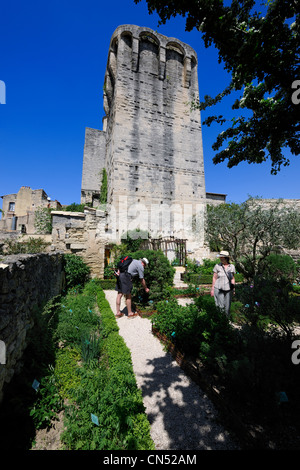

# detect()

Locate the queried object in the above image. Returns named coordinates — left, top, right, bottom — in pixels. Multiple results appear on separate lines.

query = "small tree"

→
left=205, top=197, right=300, bottom=280
left=64, top=254, right=90, bottom=289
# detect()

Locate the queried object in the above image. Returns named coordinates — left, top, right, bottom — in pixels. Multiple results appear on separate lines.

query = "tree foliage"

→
left=64, top=254, right=91, bottom=289
left=135, top=0, right=300, bottom=173
left=205, top=196, right=300, bottom=279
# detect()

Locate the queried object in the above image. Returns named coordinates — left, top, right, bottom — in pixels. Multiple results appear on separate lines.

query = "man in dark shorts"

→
left=115, top=258, right=149, bottom=318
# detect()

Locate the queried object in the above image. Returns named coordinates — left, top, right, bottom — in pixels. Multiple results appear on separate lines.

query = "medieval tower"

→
left=81, top=25, right=209, bottom=259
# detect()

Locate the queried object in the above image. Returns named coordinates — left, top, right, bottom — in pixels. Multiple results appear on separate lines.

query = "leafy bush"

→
left=124, top=249, right=175, bottom=306
left=236, top=276, right=300, bottom=335
left=261, top=253, right=297, bottom=280
left=184, top=258, right=243, bottom=285
left=152, top=292, right=300, bottom=423
left=121, top=228, right=149, bottom=252
left=151, top=295, right=234, bottom=360
left=29, top=365, right=63, bottom=429
left=64, top=254, right=90, bottom=289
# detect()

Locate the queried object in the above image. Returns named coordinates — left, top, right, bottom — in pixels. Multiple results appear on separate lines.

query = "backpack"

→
left=117, top=256, right=133, bottom=273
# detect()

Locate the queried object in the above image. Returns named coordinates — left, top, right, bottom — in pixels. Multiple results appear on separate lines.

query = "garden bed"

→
left=149, top=294, right=300, bottom=450
left=0, top=279, right=154, bottom=451
left=151, top=327, right=259, bottom=449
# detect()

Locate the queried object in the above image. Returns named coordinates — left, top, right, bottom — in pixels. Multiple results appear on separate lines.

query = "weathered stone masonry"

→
left=0, top=252, right=64, bottom=402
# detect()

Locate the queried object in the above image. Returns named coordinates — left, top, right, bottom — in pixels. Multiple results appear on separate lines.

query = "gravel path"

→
left=104, top=291, right=240, bottom=450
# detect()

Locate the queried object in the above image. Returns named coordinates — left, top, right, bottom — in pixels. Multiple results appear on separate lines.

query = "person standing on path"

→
left=210, top=250, right=235, bottom=317
left=115, top=257, right=149, bottom=318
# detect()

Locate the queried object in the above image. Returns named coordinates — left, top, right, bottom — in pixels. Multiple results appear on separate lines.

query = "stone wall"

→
left=0, top=252, right=64, bottom=402
left=81, top=128, right=107, bottom=206
left=51, top=209, right=109, bottom=278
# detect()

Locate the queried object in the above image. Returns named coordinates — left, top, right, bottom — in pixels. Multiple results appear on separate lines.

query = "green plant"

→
left=30, top=365, right=63, bottom=429
left=64, top=254, right=90, bottom=289
left=125, top=249, right=175, bottom=306
left=81, top=332, right=101, bottom=365
left=34, top=207, right=52, bottom=234
left=236, top=277, right=300, bottom=336
left=61, top=285, right=154, bottom=450
left=121, top=228, right=149, bottom=252
left=206, top=198, right=300, bottom=281
left=4, top=237, right=50, bottom=254
left=98, top=279, right=116, bottom=289
left=55, top=346, right=82, bottom=401
left=261, top=253, right=297, bottom=280
left=62, top=202, right=86, bottom=212
left=54, top=288, right=100, bottom=345
left=99, top=168, right=108, bottom=205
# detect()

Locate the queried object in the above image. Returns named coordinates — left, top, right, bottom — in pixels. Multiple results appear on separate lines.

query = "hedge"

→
left=55, top=281, right=154, bottom=450
left=95, top=289, right=155, bottom=450
left=186, top=273, right=244, bottom=285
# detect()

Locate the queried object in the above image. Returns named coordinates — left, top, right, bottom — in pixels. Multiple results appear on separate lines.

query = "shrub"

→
left=30, top=365, right=63, bottom=429
left=236, top=276, right=300, bottom=335
left=64, top=254, right=90, bottom=289
left=121, top=228, right=149, bottom=252
left=184, top=258, right=243, bottom=285
left=124, top=249, right=175, bottom=306
left=151, top=295, right=234, bottom=360
left=98, top=279, right=116, bottom=289
left=261, top=253, right=297, bottom=280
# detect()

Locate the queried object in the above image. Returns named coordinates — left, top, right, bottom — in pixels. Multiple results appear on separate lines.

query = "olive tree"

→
left=205, top=197, right=300, bottom=280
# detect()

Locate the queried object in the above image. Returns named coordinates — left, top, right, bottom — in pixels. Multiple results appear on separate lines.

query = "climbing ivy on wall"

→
left=99, top=168, right=107, bottom=205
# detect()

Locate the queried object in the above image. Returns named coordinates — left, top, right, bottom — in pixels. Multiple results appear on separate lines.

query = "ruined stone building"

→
left=81, top=25, right=223, bottom=261
left=0, top=186, right=61, bottom=235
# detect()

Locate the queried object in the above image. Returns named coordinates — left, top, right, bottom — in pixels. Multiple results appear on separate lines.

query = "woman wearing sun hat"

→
left=210, top=250, right=236, bottom=317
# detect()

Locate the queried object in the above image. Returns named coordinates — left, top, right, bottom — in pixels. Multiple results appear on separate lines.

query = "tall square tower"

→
left=81, top=25, right=207, bottom=256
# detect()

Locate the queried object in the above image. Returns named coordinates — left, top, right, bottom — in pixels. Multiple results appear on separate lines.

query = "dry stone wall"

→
left=0, top=252, right=64, bottom=402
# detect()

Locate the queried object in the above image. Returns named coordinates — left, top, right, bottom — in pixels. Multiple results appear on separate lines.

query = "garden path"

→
left=103, top=290, right=240, bottom=450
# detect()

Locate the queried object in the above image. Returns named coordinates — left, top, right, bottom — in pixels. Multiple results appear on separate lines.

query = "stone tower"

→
left=81, top=25, right=207, bottom=258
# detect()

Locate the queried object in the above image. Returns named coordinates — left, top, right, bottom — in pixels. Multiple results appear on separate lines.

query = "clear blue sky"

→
left=1, top=0, right=299, bottom=210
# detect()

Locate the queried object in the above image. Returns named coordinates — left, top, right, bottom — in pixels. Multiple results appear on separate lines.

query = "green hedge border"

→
left=96, top=288, right=155, bottom=450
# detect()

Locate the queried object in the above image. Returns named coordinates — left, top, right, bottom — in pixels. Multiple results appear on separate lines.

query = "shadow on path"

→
left=138, top=351, right=239, bottom=450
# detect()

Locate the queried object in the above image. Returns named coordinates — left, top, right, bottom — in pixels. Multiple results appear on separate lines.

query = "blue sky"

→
left=1, top=0, right=299, bottom=210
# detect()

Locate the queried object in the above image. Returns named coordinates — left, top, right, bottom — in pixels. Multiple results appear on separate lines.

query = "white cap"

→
left=142, top=258, right=149, bottom=265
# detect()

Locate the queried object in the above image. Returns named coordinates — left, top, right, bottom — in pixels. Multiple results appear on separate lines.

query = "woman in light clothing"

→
left=210, top=251, right=236, bottom=317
